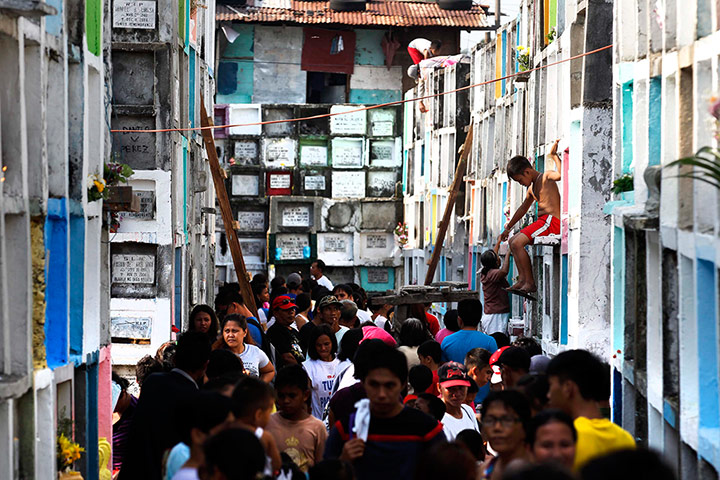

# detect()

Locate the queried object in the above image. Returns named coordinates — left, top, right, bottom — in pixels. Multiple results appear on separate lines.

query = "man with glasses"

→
left=267, top=296, right=305, bottom=369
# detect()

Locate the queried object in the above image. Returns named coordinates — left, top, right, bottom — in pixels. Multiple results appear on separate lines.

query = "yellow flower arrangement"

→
left=57, top=433, right=84, bottom=472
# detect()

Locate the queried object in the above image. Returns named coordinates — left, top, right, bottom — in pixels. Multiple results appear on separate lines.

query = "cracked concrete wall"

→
left=571, top=106, right=613, bottom=358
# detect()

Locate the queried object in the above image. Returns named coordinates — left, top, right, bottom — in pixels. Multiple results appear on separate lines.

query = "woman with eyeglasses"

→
left=480, top=390, right=532, bottom=480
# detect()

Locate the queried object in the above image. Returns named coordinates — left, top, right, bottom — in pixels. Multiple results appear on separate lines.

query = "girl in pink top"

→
left=435, top=309, right=459, bottom=344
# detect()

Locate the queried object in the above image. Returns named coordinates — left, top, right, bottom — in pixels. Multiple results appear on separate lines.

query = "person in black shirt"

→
left=324, top=340, right=445, bottom=480
left=267, top=295, right=305, bottom=369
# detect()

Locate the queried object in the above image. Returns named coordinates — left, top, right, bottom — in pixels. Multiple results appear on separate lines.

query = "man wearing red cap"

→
left=267, top=295, right=305, bottom=370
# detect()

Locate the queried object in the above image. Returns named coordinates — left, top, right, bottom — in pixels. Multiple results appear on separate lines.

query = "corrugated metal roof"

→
left=217, top=1, right=491, bottom=28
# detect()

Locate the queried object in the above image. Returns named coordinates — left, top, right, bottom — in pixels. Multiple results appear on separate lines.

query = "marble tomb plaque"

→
left=365, top=234, right=388, bottom=249
left=367, top=269, right=390, bottom=284
left=232, top=175, right=259, bottom=196
left=269, top=173, right=291, bottom=190
left=112, top=254, right=155, bottom=284
left=304, top=175, right=326, bottom=191
left=111, top=316, right=152, bottom=339
left=276, top=234, right=310, bottom=260
left=237, top=211, right=265, bottom=232
left=332, top=171, right=365, bottom=198
left=113, top=0, right=156, bottom=29
left=331, top=138, right=364, bottom=168
left=282, top=205, right=311, bottom=227
left=330, top=106, right=367, bottom=135
left=300, top=145, right=328, bottom=167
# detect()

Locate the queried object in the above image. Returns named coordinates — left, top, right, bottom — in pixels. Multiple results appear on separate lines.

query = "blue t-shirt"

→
left=247, top=318, right=263, bottom=347
left=441, top=330, right=497, bottom=403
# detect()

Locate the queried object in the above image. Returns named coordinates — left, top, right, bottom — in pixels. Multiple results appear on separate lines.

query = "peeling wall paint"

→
left=31, top=218, right=47, bottom=369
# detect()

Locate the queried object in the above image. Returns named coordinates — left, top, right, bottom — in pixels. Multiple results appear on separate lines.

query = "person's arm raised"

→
left=498, top=193, right=534, bottom=242
left=546, top=140, right=562, bottom=181
left=499, top=247, right=511, bottom=276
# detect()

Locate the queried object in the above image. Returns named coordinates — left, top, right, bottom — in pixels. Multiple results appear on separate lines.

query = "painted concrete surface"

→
left=611, top=1, right=720, bottom=475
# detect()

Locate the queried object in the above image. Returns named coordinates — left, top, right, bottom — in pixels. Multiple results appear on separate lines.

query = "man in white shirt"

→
left=310, top=260, right=333, bottom=290
left=438, top=361, right=480, bottom=441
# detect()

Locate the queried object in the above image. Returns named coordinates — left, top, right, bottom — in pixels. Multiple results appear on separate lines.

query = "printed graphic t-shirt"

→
left=303, top=358, right=340, bottom=419
left=237, top=344, right=270, bottom=378
left=266, top=413, right=328, bottom=472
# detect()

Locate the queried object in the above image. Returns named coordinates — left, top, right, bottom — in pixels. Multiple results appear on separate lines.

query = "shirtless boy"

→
left=499, top=140, right=562, bottom=298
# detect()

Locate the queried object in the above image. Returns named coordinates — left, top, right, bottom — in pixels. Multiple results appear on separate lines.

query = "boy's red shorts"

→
left=520, top=214, right=560, bottom=242
left=408, top=47, right=424, bottom=64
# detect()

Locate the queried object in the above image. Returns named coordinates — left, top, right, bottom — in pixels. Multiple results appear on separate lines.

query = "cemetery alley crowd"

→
left=111, top=260, right=673, bottom=480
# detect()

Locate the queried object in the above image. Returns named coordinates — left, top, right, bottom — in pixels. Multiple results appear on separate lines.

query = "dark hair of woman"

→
left=188, top=304, right=219, bottom=342
left=214, top=314, right=256, bottom=349
left=307, top=325, right=338, bottom=361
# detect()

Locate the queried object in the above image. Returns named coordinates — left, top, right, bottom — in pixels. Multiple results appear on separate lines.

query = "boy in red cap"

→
left=438, top=361, right=480, bottom=441
left=267, top=295, right=304, bottom=369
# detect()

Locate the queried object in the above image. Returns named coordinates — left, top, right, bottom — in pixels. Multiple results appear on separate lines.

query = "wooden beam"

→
left=199, top=103, right=258, bottom=317
left=372, top=290, right=480, bottom=306
left=424, top=121, right=474, bottom=285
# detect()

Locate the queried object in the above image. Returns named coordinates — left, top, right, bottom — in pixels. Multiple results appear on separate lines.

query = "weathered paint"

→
left=495, top=34, right=502, bottom=98
left=45, top=199, right=69, bottom=368
left=175, top=247, right=183, bottom=331
left=501, top=30, right=507, bottom=96
left=548, top=0, right=557, bottom=31
left=696, top=259, right=720, bottom=465
left=69, top=209, right=85, bottom=362
left=85, top=0, right=101, bottom=56
left=359, top=267, right=395, bottom=292
left=217, top=61, right=254, bottom=103
left=349, top=89, right=401, bottom=104
left=648, top=77, right=662, bottom=166
left=31, top=218, right=47, bottom=369
left=189, top=48, right=196, bottom=128
left=253, top=26, right=305, bottom=104
left=612, top=226, right=624, bottom=352
left=98, top=346, right=113, bottom=468
left=678, top=253, right=699, bottom=451
left=45, top=0, right=63, bottom=36
left=223, top=25, right=254, bottom=58
left=621, top=81, right=634, bottom=174
left=83, top=356, right=100, bottom=479
left=354, top=30, right=386, bottom=66
left=560, top=253, right=568, bottom=345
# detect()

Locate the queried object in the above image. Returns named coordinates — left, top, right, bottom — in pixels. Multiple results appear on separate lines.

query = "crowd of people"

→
left=110, top=260, right=675, bottom=480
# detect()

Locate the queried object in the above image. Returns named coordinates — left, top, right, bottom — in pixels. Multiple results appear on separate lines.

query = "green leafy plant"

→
left=87, top=162, right=134, bottom=202
left=666, top=147, right=720, bottom=189
left=546, top=27, right=557, bottom=43
left=665, top=97, right=720, bottom=189
left=612, top=173, right=634, bottom=195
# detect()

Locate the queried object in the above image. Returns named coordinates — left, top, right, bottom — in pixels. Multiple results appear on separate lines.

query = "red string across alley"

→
left=110, top=44, right=613, bottom=134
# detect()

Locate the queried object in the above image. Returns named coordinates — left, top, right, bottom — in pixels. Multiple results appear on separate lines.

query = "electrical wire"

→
left=110, top=43, right=613, bottom=134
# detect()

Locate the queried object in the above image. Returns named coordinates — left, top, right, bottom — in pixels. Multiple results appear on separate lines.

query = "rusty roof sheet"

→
left=216, top=1, right=491, bottom=28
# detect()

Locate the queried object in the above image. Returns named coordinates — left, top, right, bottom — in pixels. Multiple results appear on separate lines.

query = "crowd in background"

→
left=109, top=259, right=675, bottom=480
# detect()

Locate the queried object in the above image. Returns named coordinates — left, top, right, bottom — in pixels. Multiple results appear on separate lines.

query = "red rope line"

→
left=111, top=44, right=612, bottom=134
